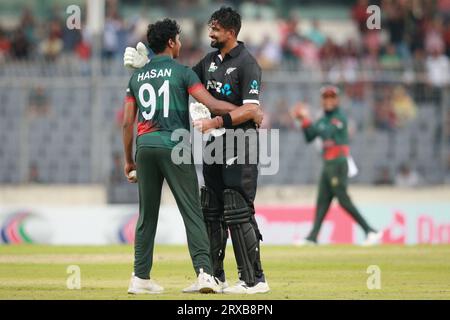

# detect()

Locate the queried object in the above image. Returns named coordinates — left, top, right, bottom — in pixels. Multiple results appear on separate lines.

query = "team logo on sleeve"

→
left=249, top=80, right=259, bottom=94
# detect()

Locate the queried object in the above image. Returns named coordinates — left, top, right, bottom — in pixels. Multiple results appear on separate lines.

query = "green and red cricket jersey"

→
left=125, top=55, right=202, bottom=150
left=302, top=107, right=350, bottom=161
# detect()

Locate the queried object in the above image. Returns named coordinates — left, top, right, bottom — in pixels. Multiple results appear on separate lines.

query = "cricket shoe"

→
left=223, top=280, right=270, bottom=294
left=361, top=231, right=383, bottom=246
left=198, top=269, right=222, bottom=293
left=182, top=269, right=228, bottom=293
left=128, top=273, right=164, bottom=294
left=293, top=238, right=318, bottom=246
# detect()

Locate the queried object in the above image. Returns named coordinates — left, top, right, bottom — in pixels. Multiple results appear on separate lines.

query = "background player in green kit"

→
left=291, top=85, right=383, bottom=246
left=123, top=19, right=263, bottom=294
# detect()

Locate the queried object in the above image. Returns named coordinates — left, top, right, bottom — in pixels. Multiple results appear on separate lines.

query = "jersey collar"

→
left=228, top=41, right=245, bottom=58
left=215, top=41, right=245, bottom=62
left=151, top=55, right=172, bottom=62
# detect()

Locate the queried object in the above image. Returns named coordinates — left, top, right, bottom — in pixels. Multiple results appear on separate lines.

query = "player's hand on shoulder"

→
left=124, top=42, right=150, bottom=69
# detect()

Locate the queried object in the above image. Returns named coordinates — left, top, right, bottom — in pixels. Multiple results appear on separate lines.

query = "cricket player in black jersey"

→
left=124, top=8, right=269, bottom=294
left=189, top=7, right=269, bottom=294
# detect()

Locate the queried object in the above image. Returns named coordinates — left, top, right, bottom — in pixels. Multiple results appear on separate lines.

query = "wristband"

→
left=221, top=113, right=233, bottom=129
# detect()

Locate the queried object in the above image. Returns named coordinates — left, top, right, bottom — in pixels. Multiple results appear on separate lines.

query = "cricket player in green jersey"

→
left=123, top=19, right=263, bottom=294
left=291, top=85, right=382, bottom=246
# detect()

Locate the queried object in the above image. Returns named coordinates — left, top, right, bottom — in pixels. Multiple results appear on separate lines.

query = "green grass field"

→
left=0, top=245, right=449, bottom=300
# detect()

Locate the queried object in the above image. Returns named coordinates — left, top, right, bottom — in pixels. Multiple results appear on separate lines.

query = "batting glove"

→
left=189, top=102, right=225, bottom=137
left=124, top=42, right=150, bottom=69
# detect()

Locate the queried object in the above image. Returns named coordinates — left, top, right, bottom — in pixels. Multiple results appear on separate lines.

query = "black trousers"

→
left=202, top=129, right=264, bottom=281
left=203, top=129, right=259, bottom=211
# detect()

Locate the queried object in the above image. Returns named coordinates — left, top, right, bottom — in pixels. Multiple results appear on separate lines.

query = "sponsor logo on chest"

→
left=206, top=80, right=232, bottom=96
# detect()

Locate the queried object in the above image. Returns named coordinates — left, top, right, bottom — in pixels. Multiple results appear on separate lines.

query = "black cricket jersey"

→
left=192, top=41, right=262, bottom=129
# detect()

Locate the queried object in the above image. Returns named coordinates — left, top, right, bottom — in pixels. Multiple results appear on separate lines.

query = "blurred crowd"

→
left=0, top=1, right=449, bottom=70
left=276, top=0, right=450, bottom=71
left=255, top=0, right=450, bottom=142
left=3, top=1, right=448, bottom=128
left=0, top=2, right=128, bottom=63
left=0, top=0, right=210, bottom=65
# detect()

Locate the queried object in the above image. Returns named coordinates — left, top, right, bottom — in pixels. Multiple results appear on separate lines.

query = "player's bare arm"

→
left=122, top=97, right=137, bottom=182
left=193, top=103, right=263, bottom=133
left=190, top=85, right=263, bottom=132
left=189, top=85, right=237, bottom=115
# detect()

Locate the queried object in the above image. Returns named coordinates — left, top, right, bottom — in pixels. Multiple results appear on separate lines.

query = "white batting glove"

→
left=123, top=42, right=150, bottom=69
left=190, top=102, right=211, bottom=121
left=189, top=102, right=225, bottom=137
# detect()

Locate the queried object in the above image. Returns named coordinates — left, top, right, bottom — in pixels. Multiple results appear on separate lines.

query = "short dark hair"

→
left=208, top=7, right=241, bottom=37
left=147, top=18, right=181, bottom=54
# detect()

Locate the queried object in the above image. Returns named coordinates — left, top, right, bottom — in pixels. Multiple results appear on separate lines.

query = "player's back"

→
left=127, top=55, right=200, bottom=150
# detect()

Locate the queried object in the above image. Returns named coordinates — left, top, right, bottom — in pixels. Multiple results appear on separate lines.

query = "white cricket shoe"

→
left=361, top=231, right=383, bottom=246
left=182, top=281, right=200, bottom=293
left=127, top=273, right=164, bottom=294
left=182, top=270, right=228, bottom=293
left=223, top=280, right=270, bottom=294
left=294, top=238, right=317, bottom=246
left=197, top=268, right=222, bottom=294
